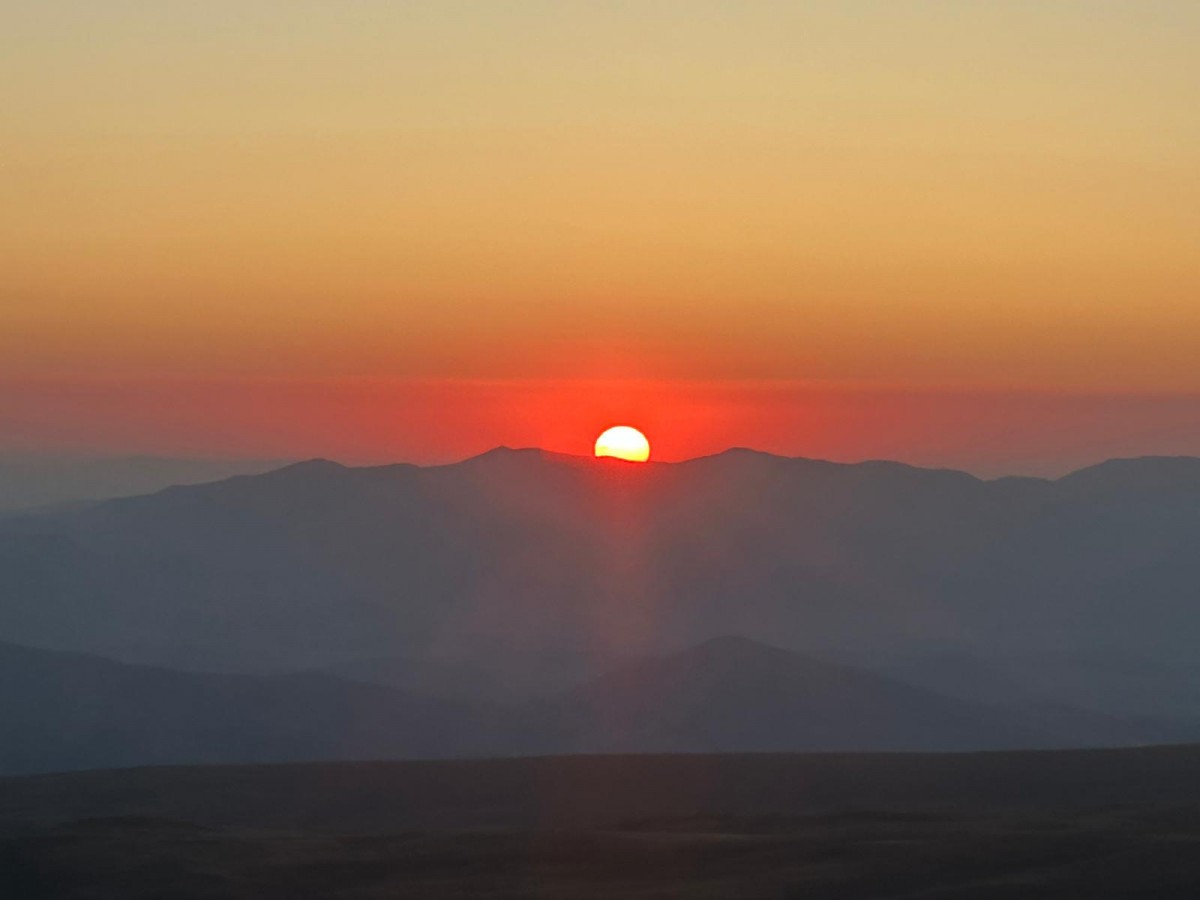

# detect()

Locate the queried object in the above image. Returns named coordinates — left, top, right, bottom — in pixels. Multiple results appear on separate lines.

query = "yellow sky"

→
left=3, top=1, right=1199, bottom=391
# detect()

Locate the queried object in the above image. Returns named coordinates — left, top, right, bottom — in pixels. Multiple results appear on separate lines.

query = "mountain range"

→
left=2, top=448, right=1199, bottom=769
left=0, top=454, right=287, bottom=512
left=3, top=448, right=1198, bottom=668
left=2, top=634, right=1191, bottom=775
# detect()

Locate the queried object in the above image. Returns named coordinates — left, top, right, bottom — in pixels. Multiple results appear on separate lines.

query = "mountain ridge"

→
left=2, top=448, right=1198, bottom=680
left=13, top=448, right=1193, bottom=519
left=1, top=635, right=1189, bottom=775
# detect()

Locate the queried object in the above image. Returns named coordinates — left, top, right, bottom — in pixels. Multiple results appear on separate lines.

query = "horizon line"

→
left=271, top=446, right=1200, bottom=484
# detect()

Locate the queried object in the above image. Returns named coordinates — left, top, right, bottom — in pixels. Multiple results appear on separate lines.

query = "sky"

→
left=3, top=2, right=1199, bottom=474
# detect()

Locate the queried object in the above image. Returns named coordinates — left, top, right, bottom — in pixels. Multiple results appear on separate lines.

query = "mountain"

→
left=322, top=644, right=627, bottom=705
left=879, top=648, right=1200, bottom=721
left=530, top=636, right=1186, bottom=753
left=1, top=449, right=1198, bottom=702
left=1, top=636, right=1186, bottom=776
left=0, top=454, right=288, bottom=512
left=0, top=640, right=503, bottom=776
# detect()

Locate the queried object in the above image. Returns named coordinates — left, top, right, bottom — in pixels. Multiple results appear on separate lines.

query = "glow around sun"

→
left=594, top=425, right=650, bottom=462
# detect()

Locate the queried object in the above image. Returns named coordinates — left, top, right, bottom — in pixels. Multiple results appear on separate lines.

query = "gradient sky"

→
left=3, top=2, right=1199, bottom=472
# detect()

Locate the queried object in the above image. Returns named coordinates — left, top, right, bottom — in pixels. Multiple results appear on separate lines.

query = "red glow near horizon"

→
left=2, top=377, right=1200, bottom=478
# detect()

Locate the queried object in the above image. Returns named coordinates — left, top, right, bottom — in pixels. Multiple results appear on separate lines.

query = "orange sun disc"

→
left=594, top=425, right=651, bottom=462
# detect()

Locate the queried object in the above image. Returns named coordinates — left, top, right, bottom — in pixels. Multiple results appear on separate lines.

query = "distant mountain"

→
left=0, top=454, right=288, bottom=511
left=530, top=636, right=1186, bottom=753
left=2, top=636, right=1186, bottom=775
left=323, top=645, right=627, bottom=705
left=879, top=649, right=1200, bottom=721
left=1, top=449, right=1198, bottom=704
left=0, top=640, right=503, bottom=776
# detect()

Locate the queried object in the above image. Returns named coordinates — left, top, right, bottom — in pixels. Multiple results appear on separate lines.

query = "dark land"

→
left=6, top=747, right=1200, bottom=898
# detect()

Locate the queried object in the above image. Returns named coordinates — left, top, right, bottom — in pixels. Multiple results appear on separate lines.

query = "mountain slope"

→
left=879, top=648, right=1200, bottom=721
left=532, top=637, right=1183, bottom=753
left=0, top=640, right=502, bottom=775
left=2, top=635, right=1187, bottom=776
left=0, top=454, right=287, bottom=512
left=1, top=450, right=1198, bottom=681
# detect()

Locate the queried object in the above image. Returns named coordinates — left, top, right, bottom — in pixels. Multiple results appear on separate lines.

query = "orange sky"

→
left=3, top=3, right=1199, bottom=470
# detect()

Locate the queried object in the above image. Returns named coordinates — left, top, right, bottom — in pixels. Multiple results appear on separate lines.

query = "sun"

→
left=594, top=425, right=650, bottom=462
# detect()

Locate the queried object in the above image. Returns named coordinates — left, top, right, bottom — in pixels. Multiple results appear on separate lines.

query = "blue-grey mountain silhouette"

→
left=2, top=449, right=1199, bottom=766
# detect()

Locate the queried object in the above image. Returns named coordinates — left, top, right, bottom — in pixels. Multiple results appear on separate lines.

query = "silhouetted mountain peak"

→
left=265, top=458, right=347, bottom=478
left=216, top=450, right=1200, bottom=494
left=457, top=446, right=589, bottom=467
left=1059, top=456, right=1200, bottom=494
left=680, top=447, right=792, bottom=468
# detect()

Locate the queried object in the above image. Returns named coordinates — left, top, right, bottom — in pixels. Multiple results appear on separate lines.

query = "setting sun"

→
left=594, top=426, right=651, bottom=463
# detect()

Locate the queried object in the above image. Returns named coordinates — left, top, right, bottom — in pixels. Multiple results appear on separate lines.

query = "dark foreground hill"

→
left=7, top=746, right=1200, bottom=832
left=6, top=749, right=1200, bottom=898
